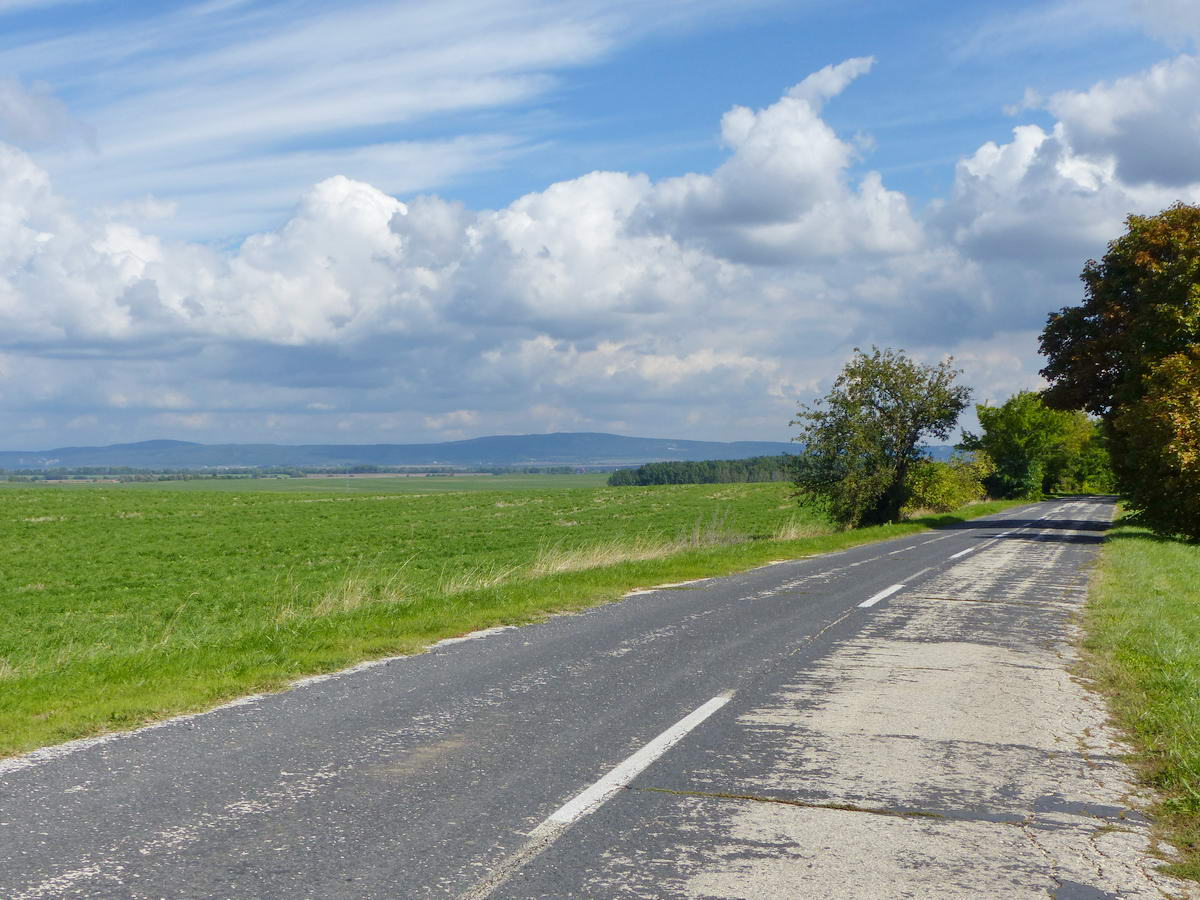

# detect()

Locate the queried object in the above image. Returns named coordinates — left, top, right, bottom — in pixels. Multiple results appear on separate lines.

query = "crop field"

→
left=0, top=472, right=611, bottom=493
left=0, top=479, right=1017, bottom=756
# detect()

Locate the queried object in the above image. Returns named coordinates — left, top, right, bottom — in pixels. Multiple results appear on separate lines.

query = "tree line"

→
left=614, top=203, right=1192, bottom=538
left=607, top=456, right=793, bottom=486
left=788, top=202, right=1197, bottom=539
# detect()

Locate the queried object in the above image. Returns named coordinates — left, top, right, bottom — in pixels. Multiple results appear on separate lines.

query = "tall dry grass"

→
left=437, top=563, right=523, bottom=596
left=530, top=511, right=748, bottom=578
left=771, top=516, right=829, bottom=541
left=276, top=565, right=409, bottom=622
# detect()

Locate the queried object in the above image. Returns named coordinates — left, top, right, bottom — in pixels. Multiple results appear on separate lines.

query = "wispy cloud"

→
left=0, top=0, right=782, bottom=238
left=0, top=77, right=91, bottom=147
left=0, top=0, right=94, bottom=14
left=949, top=0, right=1137, bottom=62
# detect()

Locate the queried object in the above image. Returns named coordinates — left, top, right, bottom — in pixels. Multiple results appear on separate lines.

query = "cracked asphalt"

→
left=1, top=496, right=1193, bottom=898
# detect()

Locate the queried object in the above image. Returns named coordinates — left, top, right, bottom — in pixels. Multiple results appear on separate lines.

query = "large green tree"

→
left=1039, top=202, right=1200, bottom=538
left=791, top=347, right=971, bottom=528
left=959, top=391, right=1113, bottom=498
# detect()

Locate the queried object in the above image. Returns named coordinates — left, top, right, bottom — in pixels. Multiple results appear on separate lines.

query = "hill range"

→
left=0, top=432, right=805, bottom=470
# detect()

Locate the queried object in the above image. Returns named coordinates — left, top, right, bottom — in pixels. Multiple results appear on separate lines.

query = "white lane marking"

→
left=547, top=693, right=732, bottom=826
left=625, top=577, right=711, bottom=597
left=947, top=546, right=976, bottom=560
left=994, top=531, right=1012, bottom=538
left=921, top=533, right=955, bottom=545
left=462, top=692, right=733, bottom=899
left=431, top=626, right=516, bottom=648
left=859, top=584, right=905, bottom=609
left=888, top=546, right=916, bottom=556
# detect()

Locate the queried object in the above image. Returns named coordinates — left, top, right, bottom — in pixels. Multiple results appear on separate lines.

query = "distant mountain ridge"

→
left=0, top=433, right=803, bottom=470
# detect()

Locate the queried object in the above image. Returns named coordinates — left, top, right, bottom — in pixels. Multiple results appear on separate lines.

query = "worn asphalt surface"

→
left=1, top=496, right=1193, bottom=898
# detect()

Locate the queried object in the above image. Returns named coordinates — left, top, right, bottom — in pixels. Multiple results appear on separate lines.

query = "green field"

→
left=0, top=472, right=611, bottom=493
left=1083, top=519, right=1200, bottom=881
left=0, top=479, right=1018, bottom=756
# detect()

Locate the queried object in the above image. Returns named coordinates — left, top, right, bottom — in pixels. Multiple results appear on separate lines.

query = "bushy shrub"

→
left=901, top=452, right=994, bottom=516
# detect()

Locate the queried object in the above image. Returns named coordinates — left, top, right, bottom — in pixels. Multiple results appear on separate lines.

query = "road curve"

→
left=1, top=497, right=1190, bottom=897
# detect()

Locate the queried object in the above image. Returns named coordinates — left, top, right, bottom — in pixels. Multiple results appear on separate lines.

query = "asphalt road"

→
left=1, top=496, right=1185, bottom=898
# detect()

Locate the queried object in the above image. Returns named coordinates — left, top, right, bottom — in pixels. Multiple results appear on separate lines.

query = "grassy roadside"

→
left=1082, top=517, right=1200, bottom=882
left=0, top=483, right=1021, bottom=758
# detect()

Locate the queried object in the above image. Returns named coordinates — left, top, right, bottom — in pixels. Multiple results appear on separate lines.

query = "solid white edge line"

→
left=0, top=622, right=522, bottom=778
left=947, top=546, right=976, bottom=560
left=462, top=693, right=733, bottom=900
left=859, top=583, right=904, bottom=608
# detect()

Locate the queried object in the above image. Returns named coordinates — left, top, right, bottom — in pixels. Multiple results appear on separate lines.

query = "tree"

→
left=959, top=391, right=1113, bottom=498
left=791, top=347, right=972, bottom=528
left=1110, top=348, right=1200, bottom=536
left=1039, top=202, right=1200, bottom=538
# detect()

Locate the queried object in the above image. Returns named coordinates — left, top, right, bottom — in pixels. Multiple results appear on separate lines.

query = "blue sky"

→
left=1, top=0, right=1173, bottom=234
left=0, top=0, right=1198, bottom=448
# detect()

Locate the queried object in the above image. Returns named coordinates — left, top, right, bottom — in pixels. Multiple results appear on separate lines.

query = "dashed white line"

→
left=462, top=692, right=733, bottom=899
left=548, top=694, right=731, bottom=825
left=859, top=584, right=905, bottom=609
left=947, top=546, right=976, bottom=560
left=921, top=533, right=955, bottom=545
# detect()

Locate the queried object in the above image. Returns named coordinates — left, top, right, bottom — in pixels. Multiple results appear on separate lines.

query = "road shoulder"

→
left=504, top=499, right=1196, bottom=898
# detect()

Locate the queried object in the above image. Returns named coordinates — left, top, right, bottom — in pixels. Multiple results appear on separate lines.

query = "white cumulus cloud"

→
left=3, top=52, right=1200, bottom=447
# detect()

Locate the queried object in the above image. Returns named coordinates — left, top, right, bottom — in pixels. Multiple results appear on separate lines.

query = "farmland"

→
left=0, top=479, right=1017, bottom=756
left=0, top=472, right=611, bottom=493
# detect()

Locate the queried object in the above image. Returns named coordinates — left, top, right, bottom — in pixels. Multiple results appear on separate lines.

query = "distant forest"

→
left=608, top=455, right=794, bottom=486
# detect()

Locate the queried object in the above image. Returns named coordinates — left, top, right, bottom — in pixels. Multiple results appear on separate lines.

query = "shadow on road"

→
left=913, top=497, right=1115, bottom=547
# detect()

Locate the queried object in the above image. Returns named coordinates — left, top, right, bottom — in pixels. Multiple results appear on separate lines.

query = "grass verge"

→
left=1082, top=517, right=1200, bottom=882
left=0, top=483, right=1020, bottom=758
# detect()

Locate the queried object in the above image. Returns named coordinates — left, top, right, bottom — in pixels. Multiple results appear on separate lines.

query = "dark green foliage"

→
left=1109, top=349, right=1200, bottom=538
left=606, top=468, right=639, bottom=486
left=1040, top=203, right=1200, bottom=538
left=607, top=456, right=793, bottom=486
left=791, top=347, right=972, bottom=528
left=1041, top=203, right=1200, bottom=417
left=959, top=391, right=1114, bottom=499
